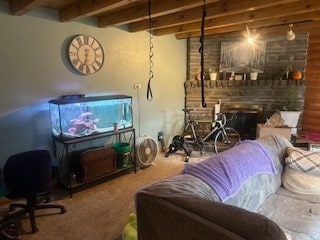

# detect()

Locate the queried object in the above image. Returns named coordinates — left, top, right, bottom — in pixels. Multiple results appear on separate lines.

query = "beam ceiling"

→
left=7, top=0, right=320, bottom=39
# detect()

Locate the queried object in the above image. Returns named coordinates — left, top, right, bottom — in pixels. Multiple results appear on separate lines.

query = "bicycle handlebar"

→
left=213, top=113, right=227, bottom=128
left=183, top=108, right=230, bottom=128
left=224, top=111, right=237, bottom=122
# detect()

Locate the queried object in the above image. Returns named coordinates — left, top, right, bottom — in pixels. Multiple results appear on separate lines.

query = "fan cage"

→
left=136, top=136, right=158, bottom=168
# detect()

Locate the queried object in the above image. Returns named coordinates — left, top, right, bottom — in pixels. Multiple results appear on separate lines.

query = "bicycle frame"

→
left=183, top=111, right=240, bottom=154
left=166, top=108, right=240, bottom=161
left=183, top=113, right=226, bottom=144
left=182, top=122, right=199, bottom=140
left=201, top=114, right=226, bottom=143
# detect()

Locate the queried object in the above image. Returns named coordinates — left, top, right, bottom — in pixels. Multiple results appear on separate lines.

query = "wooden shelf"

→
left=185, top=79, right=306, bottom=88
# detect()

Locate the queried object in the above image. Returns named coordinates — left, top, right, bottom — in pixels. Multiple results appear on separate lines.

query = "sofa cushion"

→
left=282, top=166, right=320, bottom=195
left=183, top=140, right=276, bottom=202
left=223, top=134, right=292, bottom=211
left=164, top=195, right=288, bottom=240
left=285, top=147, right=320, bottom=175
left=257, top=134, right=292, bottom=167
left=258, top=188, right=320, bottom=240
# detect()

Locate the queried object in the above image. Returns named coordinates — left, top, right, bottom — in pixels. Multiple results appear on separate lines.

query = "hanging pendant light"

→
left=286, top=24, right=296, bottom=41
left=246, top=25, right=255, bottom=44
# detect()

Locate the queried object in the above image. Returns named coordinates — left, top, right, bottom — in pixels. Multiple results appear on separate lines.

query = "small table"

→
left=292, top=135, right=320, bottom=151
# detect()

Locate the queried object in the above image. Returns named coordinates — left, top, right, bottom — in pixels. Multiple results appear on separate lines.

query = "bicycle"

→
left=165, top=108, right=241, bottom=162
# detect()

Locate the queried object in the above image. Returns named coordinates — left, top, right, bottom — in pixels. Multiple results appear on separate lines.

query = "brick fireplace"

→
left=185, top=35, right=308, bottom=138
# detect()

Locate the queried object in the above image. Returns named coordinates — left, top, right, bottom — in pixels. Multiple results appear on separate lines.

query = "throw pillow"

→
left=282, top=166, right=320, bottom=195
left=285, top=147, right=320, bottom=175
left=285, top=233, right=292, bottom=240
left=122, top=213, right=137, bottom=240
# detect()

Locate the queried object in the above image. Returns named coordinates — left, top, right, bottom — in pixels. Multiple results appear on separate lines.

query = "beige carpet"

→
left=1, top=152, right=209, bottom=240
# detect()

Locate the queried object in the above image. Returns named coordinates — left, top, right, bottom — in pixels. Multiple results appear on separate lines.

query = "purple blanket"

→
left=183, top=140, right=276, bottom=202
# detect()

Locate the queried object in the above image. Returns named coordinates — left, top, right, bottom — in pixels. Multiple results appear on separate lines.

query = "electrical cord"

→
left=199, top=0, right=206, bottom=107
left=147, top=0, right=154, bottom=101
left=136, top=88, right=141, bottom=137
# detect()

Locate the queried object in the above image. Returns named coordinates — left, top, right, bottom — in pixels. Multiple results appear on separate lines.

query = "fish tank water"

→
left=49, top=95, right=133, bottom=141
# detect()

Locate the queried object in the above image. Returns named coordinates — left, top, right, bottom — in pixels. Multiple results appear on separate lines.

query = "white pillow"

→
left=282, top=166, right=320, bottom=195
left=285, top=147, right=320, bottom=175
left=285, top=233, right=292, bottom=240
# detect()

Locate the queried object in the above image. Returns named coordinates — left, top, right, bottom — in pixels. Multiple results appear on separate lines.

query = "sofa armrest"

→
left=136, top=192, right=287, bottom=240
left=136, top=192, right=245, bottom=240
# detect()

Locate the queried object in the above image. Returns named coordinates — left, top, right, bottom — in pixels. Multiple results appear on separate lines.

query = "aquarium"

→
left=49, top=95, right=133, bottom=141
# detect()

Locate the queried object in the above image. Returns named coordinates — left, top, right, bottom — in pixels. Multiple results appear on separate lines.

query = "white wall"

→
left=0, top=1, right=186, bottom=167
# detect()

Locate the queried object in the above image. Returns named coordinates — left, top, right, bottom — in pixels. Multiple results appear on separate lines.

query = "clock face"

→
left=68, top=35, right=104, bottom=75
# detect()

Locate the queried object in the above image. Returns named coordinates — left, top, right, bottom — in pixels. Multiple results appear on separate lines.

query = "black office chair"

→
left=2, top=150, right=66, bottom=233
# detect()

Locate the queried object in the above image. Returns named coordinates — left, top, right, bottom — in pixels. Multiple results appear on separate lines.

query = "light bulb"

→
left=286, top=29, right=295, bottom=41
left=247, top=37, right=254, bottom=44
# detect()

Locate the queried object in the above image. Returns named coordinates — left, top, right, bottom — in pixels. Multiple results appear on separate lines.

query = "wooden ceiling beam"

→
left=155, top=0, right=320, bottom=36
left=98, top=0, right=219, bottom=28
left=9, top=0, right=43, bottom=16
left=129, top=0, right=299, bottom=32
left=4, top=0, right=320, bottom=39
left=175, top=20, right=318, bottom=39
left=59, top=0, right=139, bottom=22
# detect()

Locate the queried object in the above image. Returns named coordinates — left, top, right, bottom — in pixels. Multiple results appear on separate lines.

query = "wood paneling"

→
left=302, top=32, right=320, bottom=133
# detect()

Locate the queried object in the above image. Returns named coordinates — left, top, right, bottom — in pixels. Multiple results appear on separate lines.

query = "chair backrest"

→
left=4, top=150, right=52, bottom=197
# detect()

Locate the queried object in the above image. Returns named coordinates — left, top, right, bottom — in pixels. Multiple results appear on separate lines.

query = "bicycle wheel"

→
left=214, top=128, right=240, bottom=154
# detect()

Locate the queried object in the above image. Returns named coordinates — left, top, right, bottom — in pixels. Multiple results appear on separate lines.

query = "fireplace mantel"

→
left=185, top=79, right=306, bottom=88
left=184, top=79, right=306, bottom=134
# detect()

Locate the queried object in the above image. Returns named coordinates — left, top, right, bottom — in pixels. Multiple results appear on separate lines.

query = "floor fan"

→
left=135, top=136, right=158, bottom=168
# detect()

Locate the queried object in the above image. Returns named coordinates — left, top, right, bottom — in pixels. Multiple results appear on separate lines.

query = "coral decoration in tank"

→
left=68, top=112, right=99, bottom=136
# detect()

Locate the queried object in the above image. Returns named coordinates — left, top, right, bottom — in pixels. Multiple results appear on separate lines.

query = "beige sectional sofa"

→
left=136, top=134, right=320, bottom=240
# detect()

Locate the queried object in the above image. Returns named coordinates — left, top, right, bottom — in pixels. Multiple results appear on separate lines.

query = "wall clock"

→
left=68, top=35, right=104, bottom=75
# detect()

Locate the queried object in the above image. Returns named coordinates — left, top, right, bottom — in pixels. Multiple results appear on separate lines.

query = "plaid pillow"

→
left=285, top=147, right=320, bottom=175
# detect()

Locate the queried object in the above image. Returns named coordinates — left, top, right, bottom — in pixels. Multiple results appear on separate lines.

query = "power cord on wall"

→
left=135, top=87, right=141, bottom=137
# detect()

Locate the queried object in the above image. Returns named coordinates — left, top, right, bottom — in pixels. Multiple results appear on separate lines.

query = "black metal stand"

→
left=52, top=128, right=136, bottom=197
